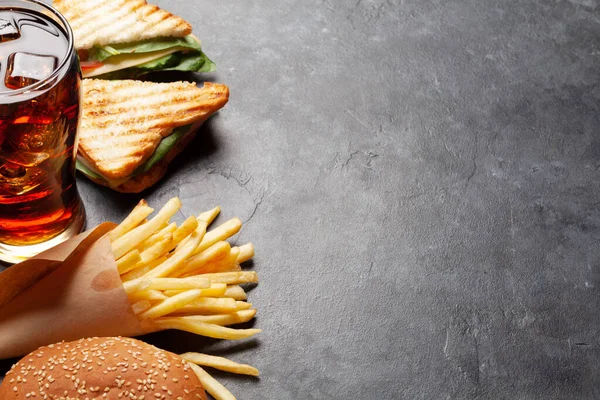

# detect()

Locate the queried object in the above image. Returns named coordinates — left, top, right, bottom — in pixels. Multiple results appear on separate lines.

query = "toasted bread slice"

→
left=79, top=79, right=229, bottom=180
left=54, top=0, right=192, bottom=50
left=86, top=124, right=200, bottom=193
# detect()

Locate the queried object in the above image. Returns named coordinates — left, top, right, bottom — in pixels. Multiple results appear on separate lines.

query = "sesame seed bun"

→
left=0, top=337, right=207, bottom=400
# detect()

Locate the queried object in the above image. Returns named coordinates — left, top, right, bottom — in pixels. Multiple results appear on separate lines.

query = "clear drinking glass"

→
left=0, top=0, right=85, bottom=264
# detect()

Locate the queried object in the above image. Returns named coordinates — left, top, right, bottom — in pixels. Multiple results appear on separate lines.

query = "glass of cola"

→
left=0, top=0, right=84, bottom=263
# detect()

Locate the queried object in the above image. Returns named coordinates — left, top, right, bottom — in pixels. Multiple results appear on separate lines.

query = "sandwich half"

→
left=76, top=79, right=229, bottom=193
left=54, top=0, right=215, bottom=79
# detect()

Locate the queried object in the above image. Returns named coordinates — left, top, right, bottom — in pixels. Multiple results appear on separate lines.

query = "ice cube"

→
left=5, top=52, right=57, bottom=89
left=0, top=116, right=66, bottom=167
left=0, top=17, right=20, bottom=43
left=0, top=160, right=47, bottom=196
left=0, top=160, right=25, bottom=179
left=0, top=131, right=51, bottom=167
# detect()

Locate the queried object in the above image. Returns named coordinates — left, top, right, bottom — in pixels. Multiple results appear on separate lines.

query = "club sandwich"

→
left=76, top=79, right=229, bottom=193
left=54, top=0, right=215, bottom=79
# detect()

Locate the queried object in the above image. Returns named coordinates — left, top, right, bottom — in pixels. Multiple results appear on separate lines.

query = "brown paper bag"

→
left=0, top=223, right=153, bottom=359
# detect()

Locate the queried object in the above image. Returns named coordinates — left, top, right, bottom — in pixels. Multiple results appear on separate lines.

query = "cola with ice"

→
left=0, top=2, right=84, bottom=262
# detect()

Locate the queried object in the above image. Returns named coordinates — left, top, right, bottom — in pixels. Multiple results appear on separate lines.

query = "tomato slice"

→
left=81, top=60, right=104, bottom=70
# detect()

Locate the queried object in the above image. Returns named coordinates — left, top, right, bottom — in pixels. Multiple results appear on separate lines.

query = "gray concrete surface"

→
left=2, top=0, right=600, bottom=398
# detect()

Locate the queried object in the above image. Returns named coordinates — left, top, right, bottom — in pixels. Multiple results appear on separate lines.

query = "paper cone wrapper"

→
left=0, top=223, right=153, bottom=359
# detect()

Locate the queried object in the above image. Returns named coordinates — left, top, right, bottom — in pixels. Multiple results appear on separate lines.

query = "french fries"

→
left=116, top=249, right=142, bottom=274
left=163, top=283, right=228, bottom=298
left=110, top=198, right=260, bottom=399
left=112, top=198, right=182, bottom=259
left=138, top=234, right=174, bottom=265
left=194, top=218, right=242, bottom=256
left=139, top=222, right=176, bottom=250
left=189, top=363, right=236, bottom=400
left=138, top=289, right=202, bottom=320
left=199, top=283, right=228, bottom=297
left=198, top=206, right=221, bottom=225
left=224, top=285, right=247, bottom=301
left=128, top=289, right=168, bottom=303
left=121, top=255, right=168, bottom=282
left=176, top=241, right=231, bottom=277
left=146, top=276, right=211, bottom=291
left=171, top=297, right=239, bottom=315
left=235, top=243, right=254, bottom=264
left=131, top=300, right=152, bottom=314
left=109, top=200, right=153, bottom=242
left=144, top=229, right=204, bottom=278
left=153, top=317, right=261, bottom=340
left=201, top=271, right=259, bottom=285
left=170, top=310, right=257, bottom=326
left=182, top=352, right=259, bottom=376
left=122, top=277, right=151, bottom=294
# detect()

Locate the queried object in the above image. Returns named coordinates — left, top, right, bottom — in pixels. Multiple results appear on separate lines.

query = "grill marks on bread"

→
left=79, top=80, right=229, bottom=180
left=54, top=0, right=192, bottom=49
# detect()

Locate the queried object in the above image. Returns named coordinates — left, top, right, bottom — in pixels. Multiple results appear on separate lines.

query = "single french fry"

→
left=121, top=255, right=169, bottom=282
left=128, top=290, right=168, bottom=303
left=173, top=216, right=199, bottom=243
left=116, top=249, right=142, bottom=275
left=154, top=317, right=261, bottom=340
left=148, top=277, right=211, bottom=291
left=235, top=243, right=254, bottom=264
left=131, top=300, right=152, bottom=314
left=122, top=278, right=151, bottom=295
left=226, top=246, right=240, bottom=260
left=176, top=241, right=231, bottom=277
left=198, top=206, right=221, bottom=225
left=200, top=271, right=259, bottom=285
left=164, top=283, right=228, bottom=298
left=171, top=297, right=239, bottom=315
left=224, top=285, right=247, bottom=301
left=170, top=300, right=251, bottom=315
left=181, top=352, right=259, bottom=377
left=172, top=310, right=257, bottom=326
left=235, top=301, right=252, bottom=310
left=109, top=200, right=154, bottom=242
left=193, top=218, right=242, bottom=256
left=163, top=290, right=183, bottom=297
left=188, top=363, right=236, bottom=400
left=201, top=283, right=228, bottom=297
left=138, top=289, right=202, bottom=320
left=143, top=229, right=203, bottom=279
left=200, top=283, right=228, bottom=297
left=112, top=197, right=182, bottom=259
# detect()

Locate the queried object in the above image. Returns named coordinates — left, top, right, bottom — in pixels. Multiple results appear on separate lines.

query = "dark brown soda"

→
left=0, top=8, right=81, bottom=245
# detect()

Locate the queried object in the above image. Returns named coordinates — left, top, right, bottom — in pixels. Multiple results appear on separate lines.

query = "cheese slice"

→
left=83, top=46, right=188, bottom=78
left=76, top=154, right=131, bottom=188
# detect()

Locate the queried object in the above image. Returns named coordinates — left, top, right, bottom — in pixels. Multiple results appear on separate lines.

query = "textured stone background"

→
left=2, top=0, right=600, bottom=398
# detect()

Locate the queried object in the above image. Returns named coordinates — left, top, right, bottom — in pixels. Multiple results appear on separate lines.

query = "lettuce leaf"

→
left=97, top=52, right=216, bottom=80
left=76, top=125, right=193, bottom=183
left=161, top=52, right=216, bottom=72
left=133, top=125, right=190, bottom=175
left=88, top=36, right=203, bottom=62
left=136, top=51, right=215, bottom=73
left=75, top=158, right=103, bottom=181
left=87, top=35, right=216, bottom=78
